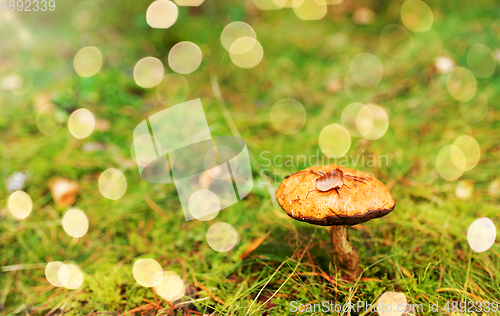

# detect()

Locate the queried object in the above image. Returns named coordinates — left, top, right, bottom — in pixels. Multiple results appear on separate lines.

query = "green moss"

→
left=1, top=0, right=500, bottom=314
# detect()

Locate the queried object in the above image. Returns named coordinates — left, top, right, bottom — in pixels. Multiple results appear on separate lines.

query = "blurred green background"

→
left=1, top=0, right=500, bottom=314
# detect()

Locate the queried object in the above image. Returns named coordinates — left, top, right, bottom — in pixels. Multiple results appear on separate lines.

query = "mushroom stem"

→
left=330, top=225, right=360, bottom=275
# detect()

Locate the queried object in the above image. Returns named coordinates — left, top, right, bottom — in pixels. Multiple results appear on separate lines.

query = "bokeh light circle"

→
left=36, top=104, right=65, bottom=136
left=467, top=44, right=496, bottom=78
left=155, top=271, right=185, bottom=301
left=73, top=46, right=103, bottom=78
left=156, top=74, right=189, bottom=106
left=412, top=30, right=443, bottom=61
left=379, top=24, right=413, bottom=59
left=3, top=68, right=33, bottom=95
left=467, top=218, right=496, bottom=253
left=1, top=74, right=21, bottom=93
left=459, top=94, right=488, bottom=124
left=98, top=168, right=127, bottom=200
left=8, top=190, right=32, bottom=220
left=272, top=0, right=289, bottom=8
left=376, top=291, right=407, bottom=316
left=63, top=263, right=84, bottom=290
left=343, top=71, right=366, bottom=101
left=220, top=22, right=256, bottom=52
left=62, top=208, right=89, bottom=238
left=356, top=104, right=389, bottom=140
left=292, top=0, right=327, bottom=21
left=204, top=146, right=237, bottom=179
left=435, top=56, right=455, bottom=74
left=131, top=134, right=157, bottom=167
left=269, top=98, right=306, bottom=135
left=134, top=57, right=165, bottom=88
left=71, top=1, right=100, bottom=31
left=68, top=108, right=95, bottom=139
left=318, top=124, right=351, bottom=158
left=341, top=102, right=365, bottom=137
left=489, top=161, right=500, bottom=182
left=356, top=106, right=374, bottom=138
left=436, top=145, right=466, bottom=181
left=188, top=189, right=220, bottom=221
left=488, top=179, right=500, bottom=198
left=352, top=7, right=376, bottom=25
left=146, top=0, right=178, bottom=29
left=229, top=37, right=264, bottom=69
left=452, top=135, right=480, bottom=172
left=489, top=163, right=500, bottom=197
left=342, top=72, right=359, bottom=100
left=45, top=261, right=69, bottom=287
left=444, top=120, right=472, bottom=139
left=168, top=41, right=202, bottom=74
left=350, top=53, right=383, bottom=87
left=202, top=165, right=231, bottom=183
left=446, top=66, right=477, bottom=102
left=206, top=222, right=239, bottom=252
left=252, top=0, right=280, bottom=10
left=174, top=0, right=204, bottom=5
left=400, top=0, right=433, bottom=32
left=133, top=258, right=163, bottom=287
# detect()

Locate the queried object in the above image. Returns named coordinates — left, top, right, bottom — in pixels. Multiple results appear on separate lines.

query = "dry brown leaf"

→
left=50, top=178, right=79, bottom=207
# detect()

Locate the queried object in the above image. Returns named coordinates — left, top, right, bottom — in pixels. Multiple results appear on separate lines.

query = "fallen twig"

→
left=198, top=282, right=226, bottom=305
left=240, top=231, right=270, bottom=260
left=144, top=195, right=169, bottom=220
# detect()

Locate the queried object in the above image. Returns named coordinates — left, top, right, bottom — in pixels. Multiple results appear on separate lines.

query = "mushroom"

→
left=276, top=165, right=395, bottom=275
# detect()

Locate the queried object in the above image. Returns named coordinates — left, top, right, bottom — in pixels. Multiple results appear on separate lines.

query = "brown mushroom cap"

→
left=276, top=165, right=395, bottom=226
